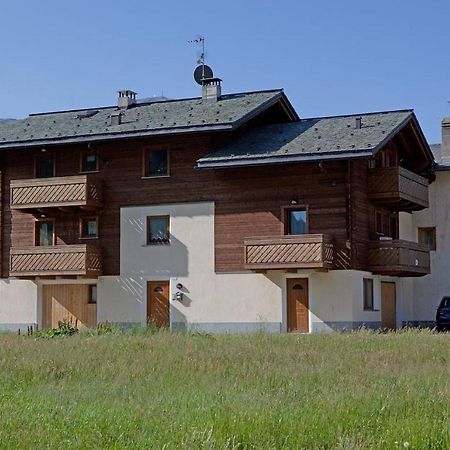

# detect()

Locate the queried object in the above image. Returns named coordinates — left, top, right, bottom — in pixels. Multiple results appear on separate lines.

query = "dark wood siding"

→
left=349, top=159, right=370, bottom=271
left=1, top=133, right=353, bottom=276
left=1, top=127, right=429, bottom=277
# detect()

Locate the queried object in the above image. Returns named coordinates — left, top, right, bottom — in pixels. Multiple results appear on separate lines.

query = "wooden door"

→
left=147, top=281, right=170, bottom=327
left=381, top=282, right=396, bottom=329
left=42, top=284, right=97, bottom=330
left=287, top=278, right=309, bottom=333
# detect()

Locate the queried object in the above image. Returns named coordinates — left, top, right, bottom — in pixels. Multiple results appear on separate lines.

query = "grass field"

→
left=0, top=329, right=449, bottom=449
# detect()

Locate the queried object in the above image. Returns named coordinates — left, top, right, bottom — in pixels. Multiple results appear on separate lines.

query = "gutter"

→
left=0, top=123, right=235, bottom=150
left=197, top=149, right=374, bottom=169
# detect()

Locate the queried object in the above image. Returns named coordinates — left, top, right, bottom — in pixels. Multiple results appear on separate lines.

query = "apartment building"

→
left=0, top=80, right=435, bottom=332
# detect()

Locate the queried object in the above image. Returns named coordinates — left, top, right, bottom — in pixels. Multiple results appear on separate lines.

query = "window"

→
left=35, top=220, right=55, bottom=246
left=35, top=154, right=55, bottom=178
left=363, top=278, right=374, bottom=310
left=80, top=217, right=98, bottom=238
left=375, top=209, right=398, bottom=239
left=286, top=209, right=307, bottom=235
left=369, top=147, right=398, bottom=169
left=88, top=285, right=97, bottom=304
left=81, top=150, right=98, bottom=172
left=418, top=227, right=436, bottom=250
left=143, top=148, right=169, bottom=177
left=147, top=216, right=170, bottom=244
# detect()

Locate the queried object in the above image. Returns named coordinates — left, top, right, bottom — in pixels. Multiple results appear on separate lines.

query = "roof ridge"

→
left=300, top=109, right=413, bottom=121
left=27, top=88, right=285, bottom=118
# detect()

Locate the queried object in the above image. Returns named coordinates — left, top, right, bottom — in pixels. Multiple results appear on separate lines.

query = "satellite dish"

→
left=194, top=65, right=213, bottom=85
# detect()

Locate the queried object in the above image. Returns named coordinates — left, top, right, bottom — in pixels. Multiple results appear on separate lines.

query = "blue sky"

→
left=0, top=0, right=448, bottom=143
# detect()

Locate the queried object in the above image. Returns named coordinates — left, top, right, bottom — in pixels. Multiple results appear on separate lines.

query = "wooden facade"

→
left=0, top=110, right=433, bottom=279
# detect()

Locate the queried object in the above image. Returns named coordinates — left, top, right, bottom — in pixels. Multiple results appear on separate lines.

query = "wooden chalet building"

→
left=0, top=80, right=435, bottom=332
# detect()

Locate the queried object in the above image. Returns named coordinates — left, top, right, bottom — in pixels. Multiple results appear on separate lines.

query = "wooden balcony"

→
left=367, top=166, right=428, bottom=211
left=10, top=244, right=102, bottom=277
left=244, top=234, right=334, bottom=270
left=10, top=175, right=102, bottom=212
left=368, top=239, right=430, bottom=277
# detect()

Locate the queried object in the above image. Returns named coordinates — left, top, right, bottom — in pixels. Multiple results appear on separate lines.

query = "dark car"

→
left=436, top=297, right=450, bottom=331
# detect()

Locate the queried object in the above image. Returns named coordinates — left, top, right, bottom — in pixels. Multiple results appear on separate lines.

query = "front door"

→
left=381, top=282, right=396, bottom=329
left=147, top=281, right=170, bottom=327
left=42, top=284, right=97, bottom=329
left=287, top=278, right=309, bottom=333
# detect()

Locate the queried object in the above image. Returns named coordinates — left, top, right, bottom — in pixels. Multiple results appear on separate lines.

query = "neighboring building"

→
left=0, top=80, right=435, bottom=333
left=403, top=118, right=450, bottom=326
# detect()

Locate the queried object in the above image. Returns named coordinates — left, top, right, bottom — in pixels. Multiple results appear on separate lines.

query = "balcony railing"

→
left=10, top=244, right=102, bottom=277
left=367, top=166, right=428, bottom=211
left=10, top=175, right=102, bottom=211
left=368, top=239, right=430, bottom=277
left=244, top=234, right=334, bottom=270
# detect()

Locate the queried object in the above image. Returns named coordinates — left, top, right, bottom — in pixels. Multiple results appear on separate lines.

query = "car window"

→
left=440, top=297, right=450, bottom=308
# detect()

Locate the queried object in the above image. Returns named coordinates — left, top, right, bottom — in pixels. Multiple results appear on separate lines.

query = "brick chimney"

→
left=117, top=90, right=137, bottom=109
left=202, top=78, right=222, bottom=102
left=442, top=117, right=450, bottom=164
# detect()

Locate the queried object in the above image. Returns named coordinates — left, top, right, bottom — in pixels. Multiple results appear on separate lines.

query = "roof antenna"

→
left=189, top=36, right=206, bottom=78
left=189, top=36, right=214, bottom=84
left=189, top=36, right=221, bottom=101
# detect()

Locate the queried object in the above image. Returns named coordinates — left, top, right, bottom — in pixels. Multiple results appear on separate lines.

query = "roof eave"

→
left=197, top=149, right=374, bottom=169
left=0, top=123, right=235, bottom=150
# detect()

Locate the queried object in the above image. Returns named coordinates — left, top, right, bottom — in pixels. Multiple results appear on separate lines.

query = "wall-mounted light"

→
left=41, top=148, right=47, bottom=153
left=290, top=200, right=297, bottom=205
left=176, top=283, right=183, bottom=290
left=39, top=213, right=47, bottom=219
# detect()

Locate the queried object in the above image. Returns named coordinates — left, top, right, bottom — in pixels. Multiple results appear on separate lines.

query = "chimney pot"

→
left=202, top=77, right=222, bottom=102
left=441, top=117, right=450, bottom=164
left=118, top=90, right=137, bottom=109
left=355, top=117, right=362, bottom=129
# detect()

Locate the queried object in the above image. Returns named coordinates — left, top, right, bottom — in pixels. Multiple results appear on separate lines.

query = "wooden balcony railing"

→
left=367, top=166, right=428, bottom=211
left=10, top=244, right=102, bottom=277
left=10, top=175, right=102, bottom=211
left=244, top=234, right=334, bottom=270
left=368, top=239, right=430, bottom=277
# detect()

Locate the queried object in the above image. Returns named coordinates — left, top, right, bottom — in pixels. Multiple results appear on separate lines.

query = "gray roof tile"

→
left=197, top=110, right=415, bottom=167
left=0, top=90, right=285, bottom=149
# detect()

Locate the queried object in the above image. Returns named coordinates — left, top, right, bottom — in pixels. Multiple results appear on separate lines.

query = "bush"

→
left=34, top=319, right=79, bottom=339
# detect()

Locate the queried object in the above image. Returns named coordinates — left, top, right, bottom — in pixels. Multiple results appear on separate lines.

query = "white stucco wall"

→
left=92, top=201, right=407, bottom=333
left=0, top=279, right=37, bottom=331
left=409, top=172, right=450, bottom=323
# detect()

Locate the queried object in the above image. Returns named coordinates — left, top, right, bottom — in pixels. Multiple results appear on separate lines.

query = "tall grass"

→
left=0, top=329, right=448, bottom=449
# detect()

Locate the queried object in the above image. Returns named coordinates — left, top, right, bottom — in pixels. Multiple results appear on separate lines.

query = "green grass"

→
left=0, top=329, right=448, bottom=449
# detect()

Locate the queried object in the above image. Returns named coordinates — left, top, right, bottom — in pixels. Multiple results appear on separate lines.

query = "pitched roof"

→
left=197, top=110, right=422, bottom=168
left=0, top=89, right=296, bottom=149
